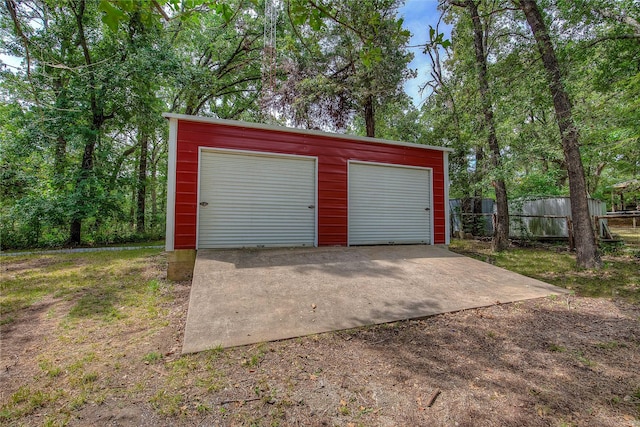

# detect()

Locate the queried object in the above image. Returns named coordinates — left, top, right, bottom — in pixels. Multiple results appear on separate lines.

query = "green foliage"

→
left=351, top=95, right=424, bottom=142
left=428, top=25, right=451, bottom=49
left=280, top=0, right=415, bottom=135
left=170, top=1, right=264, bottom=118
left=1, top=0, right=637, bottom=249
left=0, top=0, right=175, bottom=248
left=509, top=172, right=565, bottom=199
left=98, top=0, right=233, bottom=32
left=421, top=0, right=638, bottom=210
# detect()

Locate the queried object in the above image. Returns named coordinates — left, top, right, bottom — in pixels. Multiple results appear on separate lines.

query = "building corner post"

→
left=164, top=118, right=195, bottom=281
left=444, top=151, right=450, bottom=245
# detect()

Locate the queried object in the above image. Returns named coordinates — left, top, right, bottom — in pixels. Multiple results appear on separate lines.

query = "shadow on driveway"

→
left=182, top=245, right=566, bottom=353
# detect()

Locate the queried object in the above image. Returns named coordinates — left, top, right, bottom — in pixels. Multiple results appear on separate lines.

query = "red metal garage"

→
left=164, top=113, right=451, bottom=278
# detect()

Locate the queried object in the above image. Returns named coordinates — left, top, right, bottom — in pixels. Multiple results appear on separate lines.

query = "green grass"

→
left=143, top=351, right=163, bottom=364
left=0, top=386, right=60, bottom=421
left=547, top=343, right=566, bottom=353
left=2, top=236, right=637, bottom=425
left=38, top=359, right=63, bottom=378
left=241, top=343, right=269, bottom=368
left=0, top=248, right=171, bottom=424
left=0, top=248, right=165, bottom=326
left=449, top=233, right=640, bottom=303
left=595, top=341, right=622, bottom=350
left=149, top=390, right=184, bottom=416
left=614, top=228, right=640, bottom=245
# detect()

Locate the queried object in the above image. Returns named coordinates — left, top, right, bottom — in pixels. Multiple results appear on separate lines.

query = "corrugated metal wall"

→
left=449, top=197, right=607, bottom=238
left=172, top=118, right=448, bottom=248
left=449, top=199, right=495, bottom=236
left=510, top=197, right=607, bottom=238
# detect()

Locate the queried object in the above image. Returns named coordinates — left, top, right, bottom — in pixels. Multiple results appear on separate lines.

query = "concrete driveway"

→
left=182, top=245, right=565, bottom=353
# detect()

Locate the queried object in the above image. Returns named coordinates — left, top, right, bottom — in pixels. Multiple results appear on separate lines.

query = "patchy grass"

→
left=0, top=248, right=175, bottom=424
left=241, top=343, right=268, bottom=368
left=1, top=244, right=639, bottom=426
left=143, top=351, right=163, bottom=364
left=614, top=227, right=640, bottom=245
left=449, top=228, right=640, bottom=303
left=0, top=249, right=169, bottom=325
left=149, top=390, right=185, bottom=416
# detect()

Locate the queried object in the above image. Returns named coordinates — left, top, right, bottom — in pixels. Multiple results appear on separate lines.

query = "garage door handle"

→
left=425, top=207, right=430, bottom=211
left=200, top=202, right=209, bottom=207
left=308, top=205, right=315, bottom=209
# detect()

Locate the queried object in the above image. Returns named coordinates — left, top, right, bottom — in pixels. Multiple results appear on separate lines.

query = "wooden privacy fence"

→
left=596, top=212, right=639, bottom=230
left=453, top=213, right=575, bottom=238
left=452, top=212, right=640, bottom=249
left=508, top=214, right=577, bottom=249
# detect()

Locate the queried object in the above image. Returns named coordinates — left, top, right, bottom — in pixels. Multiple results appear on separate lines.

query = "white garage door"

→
left=349, top=162, right=431, bottom=245
left=198, top=150, right=316, bottom=248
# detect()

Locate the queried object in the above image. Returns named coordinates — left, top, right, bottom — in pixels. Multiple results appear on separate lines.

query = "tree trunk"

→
left=364, top=94, right=375, bottom=137
left=136, top=131, right=148, bottom=233
left=466, top=0, right=510, bottom=251
left=69, top=137, right=96, bottom=245
left=461, top=197, right=472, bottom=235
left=472, top=195, right=483, bottom=236
left=148, top=138, right=163, bottom=229
left=52, top=76, right=68, bottom=190
left=53, top=135, right=67, bottom=188
left=70, top=219, right=81, bottom=246
left=130, top=153, right=139, bottom=226
left=68, top=0, right=113, bottom=246
left=518, top=0, right=601, bottom=268
left=471, top=146, right=484, bottom=236
left=150, top=142, right=159, bottom=228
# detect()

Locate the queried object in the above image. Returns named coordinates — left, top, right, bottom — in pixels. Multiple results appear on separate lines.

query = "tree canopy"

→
left=1, top=0, right=637, bottom=257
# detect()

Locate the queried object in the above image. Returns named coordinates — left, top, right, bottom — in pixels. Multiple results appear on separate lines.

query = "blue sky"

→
left=399, top=0, right=451, bottom=107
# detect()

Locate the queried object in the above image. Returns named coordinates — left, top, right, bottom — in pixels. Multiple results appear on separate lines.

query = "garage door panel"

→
left=198, top=151, right=316, bottom=248
left=349, top=162, right=431, bottom=245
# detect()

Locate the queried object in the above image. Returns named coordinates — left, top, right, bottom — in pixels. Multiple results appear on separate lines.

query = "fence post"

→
left=567, top=216, right=575, bottom=251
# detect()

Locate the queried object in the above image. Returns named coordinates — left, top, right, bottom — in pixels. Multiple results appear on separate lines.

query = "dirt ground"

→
left=1, top=251, right=640, bottom=426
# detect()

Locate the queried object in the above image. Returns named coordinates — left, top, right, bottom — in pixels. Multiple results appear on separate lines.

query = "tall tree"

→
left=66, top=0, right=116, bottom=244
left=451, top=0, right=510, bottom=250
left=283, top=0, right=414, bottom=136
left=169, top=2, right=264, bottom=119
left=2, top=0, right=173, bottom=245
left=4, top=0, right=114, bottom=245
left=516, top=0, right=601, bottom=268
left=422, top=6, right=494, bottom=236
left=558, top=0, right=640, bottom=199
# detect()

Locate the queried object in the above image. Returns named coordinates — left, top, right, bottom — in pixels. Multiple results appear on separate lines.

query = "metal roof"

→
left=612, top=179, right=640, bottom=190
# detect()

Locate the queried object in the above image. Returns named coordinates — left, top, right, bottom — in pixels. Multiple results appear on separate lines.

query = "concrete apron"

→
left=182, top=245, right=566, bottom=353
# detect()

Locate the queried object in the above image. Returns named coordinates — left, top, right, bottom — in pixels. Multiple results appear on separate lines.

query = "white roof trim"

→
left=162, top=113, right=453, bottom=153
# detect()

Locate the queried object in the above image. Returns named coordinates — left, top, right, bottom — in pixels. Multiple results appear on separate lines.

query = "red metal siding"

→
left=173, top=120, right=446, bottom=249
